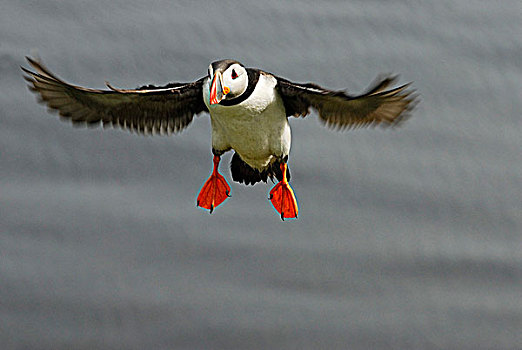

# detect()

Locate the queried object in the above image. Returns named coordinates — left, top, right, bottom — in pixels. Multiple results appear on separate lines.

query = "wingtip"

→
left=22, top=55, right=64, bottom=83
left=25, top=55, right=40, bottom=68
left=105, top=81, right=118, bottom=91
left=20, top=65, right=31, bottom=74
left=367, top=74, right=400, bottom=95
left=24, top=56, right=44, bottom=75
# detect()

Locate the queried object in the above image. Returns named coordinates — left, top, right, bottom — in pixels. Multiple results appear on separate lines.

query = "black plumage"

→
left=22, top=57, right=207, bottom=135
left=230, top=152, right=290, bottom=186
left=276, top=75, right=416, bottom=129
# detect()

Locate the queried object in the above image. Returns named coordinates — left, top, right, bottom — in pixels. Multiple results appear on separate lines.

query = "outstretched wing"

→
left=275, top=75, right=417, bottom=130
left=22, top=57, right=208, bottom=135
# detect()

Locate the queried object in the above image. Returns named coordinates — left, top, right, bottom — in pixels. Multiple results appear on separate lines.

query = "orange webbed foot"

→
left=269, top=162, right=298, bottom=221
left=197, top=155, right=231, bottom=213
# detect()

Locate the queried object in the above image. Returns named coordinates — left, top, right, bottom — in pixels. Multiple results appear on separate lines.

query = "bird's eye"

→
left=231, top=69, right=238, bottom=79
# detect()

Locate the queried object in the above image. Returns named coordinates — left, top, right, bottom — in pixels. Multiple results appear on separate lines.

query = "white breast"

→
left=203, top=73, right=291, bottom=170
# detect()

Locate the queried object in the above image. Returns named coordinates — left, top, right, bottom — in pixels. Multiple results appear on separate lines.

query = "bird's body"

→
left=204, top=71, right=290, bottom=171
left=22, top=57, right=417, bottom=220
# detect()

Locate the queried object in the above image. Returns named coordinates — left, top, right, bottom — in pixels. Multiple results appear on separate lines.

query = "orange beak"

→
left=209, top=71, right=229, bottom=105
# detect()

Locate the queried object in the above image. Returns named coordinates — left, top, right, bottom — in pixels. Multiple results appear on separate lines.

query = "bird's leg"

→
left=197, top=154, right=231, bottom=213
left=269, top=161, right=298, bottom=220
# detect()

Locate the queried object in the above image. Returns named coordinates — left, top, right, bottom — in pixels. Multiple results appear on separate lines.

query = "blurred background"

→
left=1, top=1, right=521, bottom=349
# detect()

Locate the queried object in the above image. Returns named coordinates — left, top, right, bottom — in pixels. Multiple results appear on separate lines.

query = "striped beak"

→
left=209, top=71, right=229, bottom=105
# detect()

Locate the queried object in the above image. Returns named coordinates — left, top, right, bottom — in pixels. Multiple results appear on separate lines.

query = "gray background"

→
left=1, top=1, right=521, bottom=349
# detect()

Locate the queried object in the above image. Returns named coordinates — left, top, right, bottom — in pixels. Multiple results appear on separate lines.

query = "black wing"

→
left=22, top=56, right=208, bottom=135
left=275, top=75, right=417, bottom=129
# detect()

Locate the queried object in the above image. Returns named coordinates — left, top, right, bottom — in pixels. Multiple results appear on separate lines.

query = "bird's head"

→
left=208, top=59, right=247, bottom=105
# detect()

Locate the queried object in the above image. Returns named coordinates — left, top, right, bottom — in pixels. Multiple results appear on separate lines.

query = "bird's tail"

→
left=230, top=152, right=290, bottom=186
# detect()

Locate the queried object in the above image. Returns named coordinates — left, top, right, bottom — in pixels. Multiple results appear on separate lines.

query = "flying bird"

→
left=22, top=56, right=416, bottom=220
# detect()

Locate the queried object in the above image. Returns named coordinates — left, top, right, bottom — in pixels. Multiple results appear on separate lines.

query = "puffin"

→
left=22, top=57, right=416, bottom=220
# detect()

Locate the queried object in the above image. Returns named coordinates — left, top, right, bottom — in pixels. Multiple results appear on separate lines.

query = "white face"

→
left=221, top=64, right=247, bottom=99
left=208, top=63, right=248, bottom=101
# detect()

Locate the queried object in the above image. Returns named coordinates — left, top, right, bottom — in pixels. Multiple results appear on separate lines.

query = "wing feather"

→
left=276, top=74, right=417, bottom=130
left=22, top=57, right=208, bottom=135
